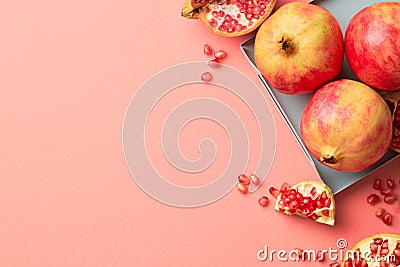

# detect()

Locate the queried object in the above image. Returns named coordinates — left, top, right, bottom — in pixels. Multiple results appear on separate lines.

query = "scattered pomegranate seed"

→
left=203, top=44, right=213, bottom=56
left=201, top=71, right=213, bottom=82
left=294, top=248, right=304, bottom=261
left=367, top=194, right=380, bottom=205
left=269, top=187, right=280, bottom=198
left=238, top=174, right=250, bottom=185
left=373, top=178, right=382, bottom=190
left=237, top=183, right=248, bottom=194
left=258, top=196, right=269, bottom=207
left=387, top=178, right=395, bottom=189
left=207, top=58, right=220, bottom=68
left=382, top=213, right=392, bottom=225
left=329, top=262, right=340, bottom=267
left=380, top=188, right=392, bottom=196
left=214, top=50, right=227, bottom=60
left=384, top=195, right=396, bottom=204
left=375, top=207, right=386, bottom=218
left=249, top=174, right=260, bottom=185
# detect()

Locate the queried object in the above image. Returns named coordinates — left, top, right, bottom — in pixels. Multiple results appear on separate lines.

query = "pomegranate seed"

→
left=201, top=72, right=213, bottom=82
left=316, top=251, right=325, bottom=262
left=258, top=196, right=269, bottom=207
left=370, top=242, right=379, bottom=253
left=375, top=207, right=386, bottom=218
left=249, top=174, right=260, bottom=185
left=237, top=183, right=248, bottom=194
left=269, top=187, right=280, bottom=197
left=373, top=178, right=382, bottom=190
left=238, top=174, right=250, bottom=185
left=329, top=262, right=340, bottom=267
left=214, top=50, right=227, bottom=60
left=382, top=213, right=392, bottom=225
left=280, top=182, right=290, bottom=193
left=321, top=209, right=330, bottom=216
left=387, top=178, right=396, bottom=189
left=310, top=187, right=317, bottom=197
left=373, top=237, right=383, bottom=245
left=308, top=213, right=321, bottom=221
left=207, top=58, right=220, bottom=68
left=381, top=188, right=392, bottom=195
left=301, top=208, right=312, bottom=217
left=324, top=198, right=332, bottom=208
left=203, top=44, right=213, bottom=55
left=384, top=195, right=396, bottom=204
left=367, top=194, right=380, bottom=205
left=294, top=248, right=304, bottom=260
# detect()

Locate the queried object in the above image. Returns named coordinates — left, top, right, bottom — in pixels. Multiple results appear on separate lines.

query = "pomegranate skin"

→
left=254, top=2, right=344, bottom=94
left=300, top=79, right=392, bottom=172
left=345, top=2, right=400, bottom=91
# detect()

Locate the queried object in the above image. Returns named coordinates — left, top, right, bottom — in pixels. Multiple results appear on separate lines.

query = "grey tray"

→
left=240, top=0, right=400, bottom=194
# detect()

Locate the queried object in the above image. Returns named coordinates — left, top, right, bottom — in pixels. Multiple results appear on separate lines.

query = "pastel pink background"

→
left=0, top=0, right=399, bottom=266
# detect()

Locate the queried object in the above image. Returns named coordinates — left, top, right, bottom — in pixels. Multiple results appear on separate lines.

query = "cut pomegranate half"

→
left=273, top=181, right=336, bottom=226
left=341, top=233, right=400, bottom=267
left=380, top=90, right=400, bottom=153
left=181, top=0, right=277, bottom=37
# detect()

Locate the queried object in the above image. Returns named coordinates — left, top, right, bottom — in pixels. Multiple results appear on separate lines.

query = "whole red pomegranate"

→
left=345, top=2, right=400, bottom=91
left=181, top=0, right=276, bottom=37
left=254, top=2, right=343, bottom=94
left=300, top=79, right=392, bottom=172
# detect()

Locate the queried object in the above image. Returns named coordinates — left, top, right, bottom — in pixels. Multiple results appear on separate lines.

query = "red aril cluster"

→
left=182, top=0, right=277, bottom=37
left=269, top=180, right=335, bottom=226
left=341, top=234, right=400, bottom=266
left=380, top=78, right=400, bottom=153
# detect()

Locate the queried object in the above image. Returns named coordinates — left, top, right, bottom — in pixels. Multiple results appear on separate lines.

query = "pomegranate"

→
left=272, top=181, right=336, bottom=226
left=345, top=2, right=400, bottom=91
left=254, top=2, right=343, bottom=94
left=181, top=0, right=276, bottom=37
left=341, top=233, right=400, bottom=266
left=300, top=79, right=392, bottom=172
left=380, top=90, right=400, bottom=153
